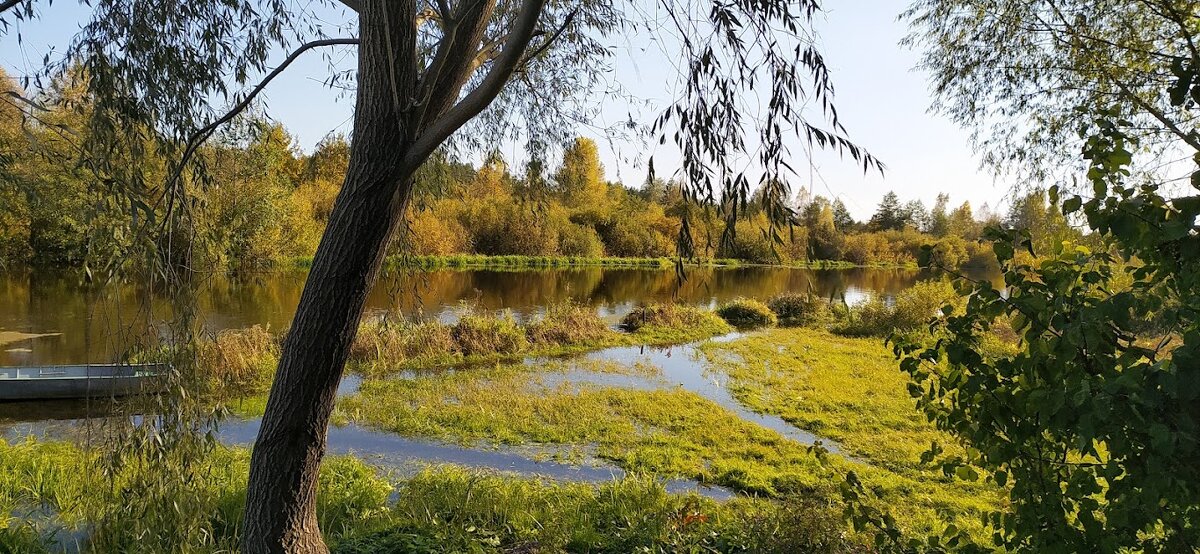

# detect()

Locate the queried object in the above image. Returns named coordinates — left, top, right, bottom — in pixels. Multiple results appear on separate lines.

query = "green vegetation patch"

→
left=715, top=297, right=777, bottom=329
left=333, top=465, right=865, bottom=554
left=618, top=304, right=734, bottom=343
left=0, top=439, right=391, bottom=553
left=767, top=292, right=833, bottom=328
left=340, top=336, right=995, bottom=537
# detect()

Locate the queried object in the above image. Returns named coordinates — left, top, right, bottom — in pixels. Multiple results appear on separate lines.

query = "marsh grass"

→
left=333, top=466, right=867, bottom=554
left=347, top=303, right=731, bottom=375
left=767, top=292, right=833, bottom=328
left=715, top=298, right=777, bottom=329
left=619, top=304, right=733, bottom=342
left=450, top=312, right=529, bottom=356
left=196, top=325, right=279, bottom=393
left=0, top=439, right=392, bottom=553
left=833, top=279, right=960, bottom=337
left=699, top=327, right=1002, bottom=535
left=340, top=325, right=998, bottom=540
left=525, top=301, right=612, bottom=347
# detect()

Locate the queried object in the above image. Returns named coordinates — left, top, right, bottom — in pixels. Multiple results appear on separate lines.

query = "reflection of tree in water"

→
left=0, top=266, right=999, bottom=365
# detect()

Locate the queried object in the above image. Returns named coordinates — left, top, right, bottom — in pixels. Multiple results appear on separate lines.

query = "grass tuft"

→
left=715, top=298, right=777, bottom=329
left=767, top=292, right=833, bottom=328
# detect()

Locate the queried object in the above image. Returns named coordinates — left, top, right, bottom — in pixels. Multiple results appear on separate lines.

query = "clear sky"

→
left=1, top=0, right=1012, bottom=221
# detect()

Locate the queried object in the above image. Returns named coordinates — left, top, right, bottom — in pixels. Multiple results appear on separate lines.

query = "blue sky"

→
left=2, top=0, right=1011, bottom=221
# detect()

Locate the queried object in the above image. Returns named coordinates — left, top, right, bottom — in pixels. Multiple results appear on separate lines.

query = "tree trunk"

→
left=241, top=1, right=417, bottom=551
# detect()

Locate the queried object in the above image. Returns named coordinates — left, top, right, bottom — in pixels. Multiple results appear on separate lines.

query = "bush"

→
left=836, top=280, right=959, bottom=337
left=451, top=311, right=528, bottom=356
left=715, top=298, right=777, bottom=329
left=526, top=301, right=613, bottom=347
left=767, top=293, right=832, bottom=328
left=557, top=223, right=605, bottom=257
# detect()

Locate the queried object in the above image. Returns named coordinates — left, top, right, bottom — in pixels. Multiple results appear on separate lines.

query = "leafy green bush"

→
left=836, top=280, right=958, bottom=337
left=767, top=292, right=832, bottom=328
left=715, top=298, right=777, bottom=329
left=557, top=223, right=605, bottom=257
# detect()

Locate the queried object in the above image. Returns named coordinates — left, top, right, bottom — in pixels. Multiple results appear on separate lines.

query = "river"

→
left=0, top=265, right=947, bottom=366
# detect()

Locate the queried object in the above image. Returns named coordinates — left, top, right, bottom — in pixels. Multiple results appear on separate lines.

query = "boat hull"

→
left=0, top=364, right=163, bottom=401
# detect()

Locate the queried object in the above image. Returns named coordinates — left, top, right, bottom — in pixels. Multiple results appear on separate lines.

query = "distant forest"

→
left=0, top=69, right=1080, bottom=273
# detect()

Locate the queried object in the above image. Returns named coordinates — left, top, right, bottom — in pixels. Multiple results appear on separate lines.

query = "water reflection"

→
left=0, top=266, right=991, bottom=365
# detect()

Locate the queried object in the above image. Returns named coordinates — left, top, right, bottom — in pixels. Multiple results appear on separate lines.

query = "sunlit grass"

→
left=340, top=329, right=1000, bottom=538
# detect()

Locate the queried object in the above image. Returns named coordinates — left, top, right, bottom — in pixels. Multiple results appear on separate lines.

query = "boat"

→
left=0, top=364, right=165, bottom=401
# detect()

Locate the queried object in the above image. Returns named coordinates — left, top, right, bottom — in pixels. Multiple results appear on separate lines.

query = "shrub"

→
left=767, top=292, right=832, bottom=328
left=557, top=223, right=605, bottom=257
left=526, top=301, right=613, bottom=347
left=836, top=280, right=959, bottom=337
left=451, top=311, right=528, bottom=356
left=715, top=298, right=777, bottom=329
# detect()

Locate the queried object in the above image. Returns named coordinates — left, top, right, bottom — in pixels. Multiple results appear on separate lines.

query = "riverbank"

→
left=287, top=253, right=922, bottom=272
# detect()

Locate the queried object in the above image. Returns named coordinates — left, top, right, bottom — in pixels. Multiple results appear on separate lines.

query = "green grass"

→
left=340, top=329, right=999, bottom=539
left=291, top=254, right=753, bottom=271
left=0, top=439, right=392, bottom=553
left=333, top=465, right=865, bottom=554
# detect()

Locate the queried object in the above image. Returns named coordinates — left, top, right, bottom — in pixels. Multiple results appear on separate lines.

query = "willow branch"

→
left=161, top=38, right=360, bottom=200
left=518, top=8, right=577, bottom=67
left=337, top=0, right=361, bottom=13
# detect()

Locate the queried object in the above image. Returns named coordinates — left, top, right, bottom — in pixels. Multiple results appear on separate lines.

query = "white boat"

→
left=0, top=364, right=164, bottom=401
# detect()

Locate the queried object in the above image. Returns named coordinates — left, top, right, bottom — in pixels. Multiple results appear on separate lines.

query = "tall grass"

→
left=833, top=280, right=960, bottom=337
left=619, top=304, right=733, bottom=342
left=715, top=298, right=778, bottom=329
left=196, top=325, right=279, bottom=393
left=0, top=439, right=391, bottom=553
left=333, top=466, right=866, bottom=554
left=767, top=292, right=833, bottom=328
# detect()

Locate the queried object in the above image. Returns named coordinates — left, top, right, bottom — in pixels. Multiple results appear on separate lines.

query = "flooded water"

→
left=0, top=265, right=953, bottom=366
left=0, top=265, right=982, bottom=498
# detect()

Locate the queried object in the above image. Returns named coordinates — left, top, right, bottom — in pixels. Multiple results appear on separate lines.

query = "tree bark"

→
left=240, top=1, right=417, bottom=552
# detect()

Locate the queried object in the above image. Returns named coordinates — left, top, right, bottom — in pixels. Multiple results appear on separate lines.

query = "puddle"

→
left=558, top=340, right=844, bottom=454
left=220, top=417, right=732, bottom=500
left=0, top=365, right=734, bottom=501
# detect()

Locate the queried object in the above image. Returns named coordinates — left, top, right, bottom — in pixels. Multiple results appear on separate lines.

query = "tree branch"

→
left=0, top=0, right=24, bottom=15
left=161, top=38, right=360, bottom=200
left=518, top=8, right=577, bottom=67
left=337, top=0, right=361, bottom=13
left=404, top=0, right=547, bottom=167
